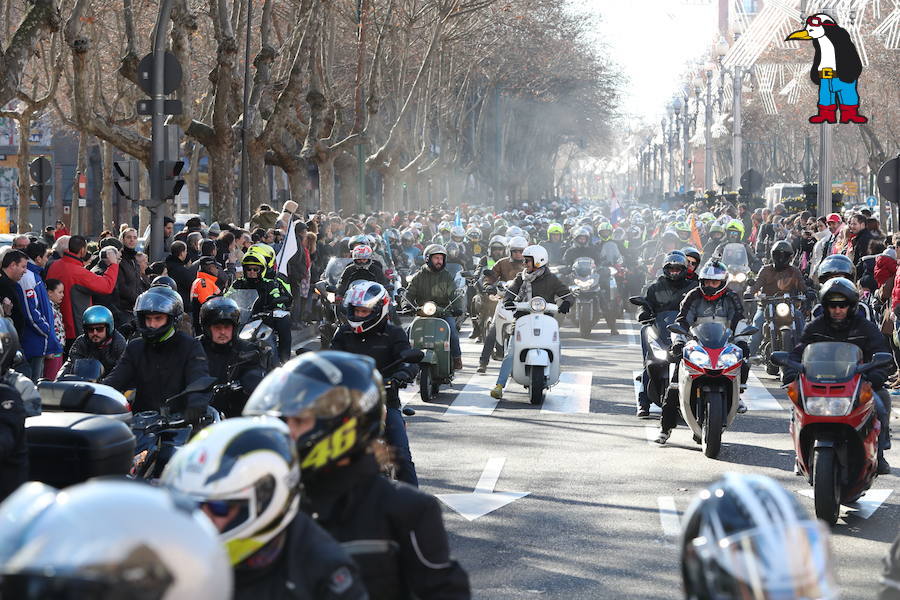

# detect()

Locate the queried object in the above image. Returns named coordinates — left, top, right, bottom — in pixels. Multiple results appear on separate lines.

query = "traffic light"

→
left=113, top=160, right=139, bottom=201
left=160, top=160, right=185, bottom=199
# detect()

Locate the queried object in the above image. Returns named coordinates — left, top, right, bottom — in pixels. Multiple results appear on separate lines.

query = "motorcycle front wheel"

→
left=529, top=366, right=545, bottom=405
left=419, top=367, right=433, bottom=403
left=702, top=390, right=724, bottom=459
left=578, top=305, right=593, bottom=338
left=813, top=447, right=841, bottom=524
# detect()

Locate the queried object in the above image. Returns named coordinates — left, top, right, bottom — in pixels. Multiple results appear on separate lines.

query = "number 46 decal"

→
left=301, top=418, right=358, bottom=469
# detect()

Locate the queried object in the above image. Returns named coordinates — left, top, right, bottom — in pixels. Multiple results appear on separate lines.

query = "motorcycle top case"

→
left=25, top=412, right=136, bottom=488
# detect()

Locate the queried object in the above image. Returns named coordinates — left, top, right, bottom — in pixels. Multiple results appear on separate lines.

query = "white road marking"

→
left=444, top=374, right=499, bottom=417
left=797, top=489, right=892, bottom=519
left=437, top=457, right=530, bottom=521
left=744, top=371, right=785, bottom=411
left=645, top=424, right=660, bottom=444
left=542, top=371, right=592, bottom=414
left=624, top=318, right=639, bottom=347
left=657, top=496, right=682, bottom=536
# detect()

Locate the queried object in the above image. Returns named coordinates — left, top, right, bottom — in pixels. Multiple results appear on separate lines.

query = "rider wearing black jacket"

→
left=0, top=319, right=27, bottom=502
left=331, top=281, right=419, bottom=487
left=197, top=297, right=266, bottom=418
left=784, top=277, right=894, bottom=473
left=336, top=247, right=389, bottom=300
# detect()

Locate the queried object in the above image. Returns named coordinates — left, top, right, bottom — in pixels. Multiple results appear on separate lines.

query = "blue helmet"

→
left=82, top=305, right=114, bottom=336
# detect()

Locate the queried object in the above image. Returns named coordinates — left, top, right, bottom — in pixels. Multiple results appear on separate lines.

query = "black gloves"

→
left=183, top=395, right=208, bottom=423
left=670, top=342, right=684, bottom=361
left=450, top=308, right=464, bottom=317
left=637, top=309, right=652, bottom=323
left=558, top=300, right=571, bottom=315
left=504, top=300, right=517, bottom=312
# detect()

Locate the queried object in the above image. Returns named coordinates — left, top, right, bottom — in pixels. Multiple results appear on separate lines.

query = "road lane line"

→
left=645, top=424, right=660, bottom=444
left=444, top=374, right=499, bottom=416
left=624, top=318, right=639, bottom=347
left=542, top=371, right=592, bottom=414
left=744, top=371, right=785, bottom=411
left=657, top=496, right=681, bottom=536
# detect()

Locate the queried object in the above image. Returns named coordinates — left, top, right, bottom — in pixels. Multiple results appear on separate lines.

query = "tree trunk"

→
left=317, top=153, right=336, bottom=213
left=70, top=131, right=88, bottom=236
left=334, top=152, right=358, bottom=214
left=15, top=113, right=31, bottom=231
left=101, top=141, right=114, bottom=232
left=188, top=143, right=200, bottom=214
left=208, top=144, right=235, bottom=224
left=285, top=167, right=306, bottom=217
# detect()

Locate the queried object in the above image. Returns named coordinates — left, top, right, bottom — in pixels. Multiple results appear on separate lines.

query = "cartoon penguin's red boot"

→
left=839, top=104, right=868, bottom=124
left=809, top=104, right=837, bottom=123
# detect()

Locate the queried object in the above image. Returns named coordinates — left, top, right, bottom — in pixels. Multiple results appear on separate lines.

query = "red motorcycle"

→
left=773, top=342, right=892, bottom=524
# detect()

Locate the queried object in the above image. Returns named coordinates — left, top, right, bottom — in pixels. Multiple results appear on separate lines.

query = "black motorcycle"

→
left=749, top=292, right=804, bottom=375
left=568, top=257, right=604, bottom=338
left=630, top=297, right=677, bottom=410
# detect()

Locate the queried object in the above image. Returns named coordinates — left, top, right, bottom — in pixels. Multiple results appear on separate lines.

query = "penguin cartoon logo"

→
left=785, top=13, right=868, bottom=124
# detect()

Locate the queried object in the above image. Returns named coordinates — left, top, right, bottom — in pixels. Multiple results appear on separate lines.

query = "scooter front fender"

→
left=525, top=348, right=550, bottom=367
left=421, top=349, right=437, bottom=364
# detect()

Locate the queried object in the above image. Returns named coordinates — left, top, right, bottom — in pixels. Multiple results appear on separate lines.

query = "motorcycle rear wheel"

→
left=702, top=391, right=724, bottom=458
left=813, top=447, right=841, bottom=524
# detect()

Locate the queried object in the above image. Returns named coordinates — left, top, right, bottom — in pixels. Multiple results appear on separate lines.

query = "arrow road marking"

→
left=542, top=371, right=592, bottom=414
left=797, top=489, right=893, bottom=519
left=744, top=371, right=785, bottom=411
left=437, top=457, right=530, bottom=521
left=443, top=374, right=499, bottom=417
left=658, top=496, right=682, bottom=536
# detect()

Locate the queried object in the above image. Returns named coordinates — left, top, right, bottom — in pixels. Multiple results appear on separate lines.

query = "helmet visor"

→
left=244, top=366, right=378, bottom=418
left=697, top=521, right=837, bottom=600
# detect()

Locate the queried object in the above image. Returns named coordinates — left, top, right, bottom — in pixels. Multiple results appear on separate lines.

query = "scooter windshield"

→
left=801, top=342, right=863, bottom=383
left=225, top=289, right=259, bottom=326
left=654, top=311, right=677, bottom=348
left=573, top=257, right=595, bottom=278
left=690, top=322, right=731, bottom=349
left=721, top=243, right=748, bottom=269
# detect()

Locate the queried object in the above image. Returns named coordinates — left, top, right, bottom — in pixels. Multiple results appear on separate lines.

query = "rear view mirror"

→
left=770, top=351, right=790, bottom=367
left=184, top=376, right=218, bottom=395
left=734, top=326, right=759, bottom=338
left=858, top=352, right=893, bottom=374
left=629, top=296, right=650, bottom=309
left=482, top=269, right=494, bottom=278
left=667, top=323, right=689, bottom=336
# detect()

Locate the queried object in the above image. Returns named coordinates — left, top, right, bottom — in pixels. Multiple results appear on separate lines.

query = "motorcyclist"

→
left=478, top=236, right=507, bottom=270
left=563, top=226, right=601, bottom=266
left=59, top=305, right=127, bottom=377
left=331, top=280, right=420, bottom=486
left=0, top=479, right=233, bottom=598
left=243, top=351, right=471, bottom=600
left=103, top=286, right=212, bottom=422
left=596, top=222, right=624, bottom=266
left=405, top=244, right=464, bottom=371
left=465, top=227, right=484, bottom=259
left=231, top=252, right=293, bottom=364
left=811, top=254, right=876, bottom=322
left=161, top=417, right=368, bottom=600
left=715, top=219, right=762, bottom=271
left=490, top=245, right=572, bottom=399
left=336, top=245, right=390, bottom=300
left=747, top=240, right=807, bottom=356
left=493, top=235, right=530, bottom=281
left=680, top=246, right=701, bottom=281
left=635, top=253, right=698, bottom=418
left=680, top=473, right=838, bottom=600
left=702, top=223, right=725, bottom=257
left=198, top=296, right=266, bottom=418
left=0, top=319, right=28, bottom=502
left=655, top=259, right=748, bottom=445
left=783, top=277, right=894, bottom=474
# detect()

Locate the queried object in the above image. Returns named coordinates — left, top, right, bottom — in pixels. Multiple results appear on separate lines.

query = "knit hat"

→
left=208, top=222, right=221, bottom=235
left=282, top=200, right=299, bottom=214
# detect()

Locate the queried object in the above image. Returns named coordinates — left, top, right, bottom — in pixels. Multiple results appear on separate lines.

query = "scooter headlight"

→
left=422, top=301, right=437, bottom=316
left=805, top=396, right=852, bottom=416
left=775, top=302, right=791, bottom=317
left=716, top=346, right=742, bottom=369
left=327, top=292, right=336, bottom=303
left=685, top=344, right=711, bottom=368
left=651, top=343, right=669, bottom=361
left=530, top=297, right=547, bottom=313
left=733, top=272, right=747, bottom=283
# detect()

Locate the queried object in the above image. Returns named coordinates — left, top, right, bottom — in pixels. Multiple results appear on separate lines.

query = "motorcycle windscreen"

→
left=689, top=521, right=838, bottom=600
left=225, top=289, right=260, bottom=326
left=721, top=243, right=749, bottom=269
left=690, top=322, right=731, bottom=349
left=801, top=342, right=863, bottom=383
left=324, top=258, right=352, bottom=285
left=572, top=257, right=595, bottom=278
left=653, top=311, right=678, bottom=347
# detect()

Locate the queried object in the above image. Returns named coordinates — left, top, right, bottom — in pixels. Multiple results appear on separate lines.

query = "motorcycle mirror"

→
left=461, top=271, right=474, bottom=279
left=326, top=284, right=337, bottom=293
left=400, top=348, right=425, bottom=364
left=481, top=269, right=494, bottom=277
left=734, top=326, right=759, bottom=338
left=667, top=323, right=689, bottom=336
left=769, top=351, right=790, bottom=367
left=628, top=296, right=649, bottom=308
left=295, top=346, right=314, bottom=356
left=861, top=352, right=894, bottom=372
left=183, top=376, right=218, bottom=395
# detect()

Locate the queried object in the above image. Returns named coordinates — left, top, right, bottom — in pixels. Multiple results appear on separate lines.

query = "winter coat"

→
left=0, top=382, right=27, bottom=502
left=641, top=276, right=698, bottom=316
left=16, top=262, right=62, bottom=359
left=405, top=265, right=463, bottom=314
left=46, top=253, right=119, bottom=340
left=490, top=256, right=527, bottom=282
left=675, top=287, right=745, bottom=334
left=60, top=330, right=127, bottom=377
left=336, top=261, right=389, bottom=299
left=165, top=253, right=194, bottom=308
left=504, top=269, right=573, bottom=311
left=115, top=247, right=147, bottom=313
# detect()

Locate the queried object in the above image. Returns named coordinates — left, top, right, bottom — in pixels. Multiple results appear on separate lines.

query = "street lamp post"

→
left=731, top=65, right=744, bottom=193
left=667, top=104, right=676, bottom=195
left=659, top=118, right=667, bottom=196
left=672, top=97, right=683, bottom=195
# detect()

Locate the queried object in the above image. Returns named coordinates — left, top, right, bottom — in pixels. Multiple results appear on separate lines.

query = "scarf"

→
left=519, top=267, right=545, bottom=301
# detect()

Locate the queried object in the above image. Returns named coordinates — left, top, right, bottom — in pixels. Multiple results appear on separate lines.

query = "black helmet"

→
left=681, top=246, right=701, bottom=266
left=819, top=277, right=858, bottom=328
left=663, top=253, right=688, bottom=282
left=0, top=318, right=20, bottom=372
left=134, top=287, right=184, bottom=343
left=199, top=296, right=241, bottom=338
left=681, top=473, right=837, bottom=600
left=815, top=254, right=855, bottom=284
left=242, top=350, right=384, bottom=482
left=770, top=240, right=794, bottom=270
left=151, top=275, right=178, bottom=292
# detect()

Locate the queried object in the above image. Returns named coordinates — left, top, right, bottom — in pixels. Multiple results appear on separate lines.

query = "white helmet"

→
left=343, top=281, right=391, bottom=333
left=450, top=225, right=466, bottom=240
left=508, top=236, right=528, bottom=253
left=523, top=245, right=549, bottom=269
left=0, top=480, right=232, bottom=599
left=507, top=226, right=525, bottom=239
left=161, top=417, right=300, bottom=567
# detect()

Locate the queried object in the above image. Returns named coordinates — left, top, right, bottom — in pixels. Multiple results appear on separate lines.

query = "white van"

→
left=764, top=183, right=804, bottom=211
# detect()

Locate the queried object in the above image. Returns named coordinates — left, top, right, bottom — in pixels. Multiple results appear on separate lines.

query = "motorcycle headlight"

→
left=685, top=346, right=711, bottom=368
left=805, top=396, right=852, bottom=416
left=574, top=278, right=595, bottom=288
left=530, top=297, right=547, bottom=313
left=422, top=301, right=437, bottom=316
left=775, top=302, right=791, bottom=317
left=733, top=272, right=747, bottom=283
left=716, top=346, right=742, bottom=369
left=327, top=292, right=336, bottom=303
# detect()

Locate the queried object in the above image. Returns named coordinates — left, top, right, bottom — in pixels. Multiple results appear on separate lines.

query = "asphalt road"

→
left=292, top=316, right=898, bottom=599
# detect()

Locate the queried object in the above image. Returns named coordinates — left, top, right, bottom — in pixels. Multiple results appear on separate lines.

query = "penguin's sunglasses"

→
left=805, top=16, right=835, bottom=27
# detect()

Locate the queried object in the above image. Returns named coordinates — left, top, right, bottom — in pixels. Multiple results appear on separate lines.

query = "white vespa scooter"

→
left=510, top=296, right=561, bottom=405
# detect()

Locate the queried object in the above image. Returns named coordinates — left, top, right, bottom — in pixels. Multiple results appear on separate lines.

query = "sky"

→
left=569, top=0, right=720, bottom=126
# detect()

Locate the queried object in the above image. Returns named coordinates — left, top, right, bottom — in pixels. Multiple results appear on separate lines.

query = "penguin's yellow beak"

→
left=786, top=29, right=812, bottom=41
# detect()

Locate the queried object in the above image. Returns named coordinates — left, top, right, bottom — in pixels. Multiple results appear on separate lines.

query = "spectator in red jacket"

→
left=46, top=235, right=120, bottom=351
left=53, top=221, right=70, bottom=240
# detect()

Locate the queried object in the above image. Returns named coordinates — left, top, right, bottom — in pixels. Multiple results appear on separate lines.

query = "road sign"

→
left=137, top=52, right=183, bottom=96
left=78, top=174, right=87, bottom=199
left=29, top=156, right=52, bottom=184
left=867, top=195, right=878, bottom=208
left=30, top=184, right=52, bottom=207
left=878, top=156, right=900, bottom=204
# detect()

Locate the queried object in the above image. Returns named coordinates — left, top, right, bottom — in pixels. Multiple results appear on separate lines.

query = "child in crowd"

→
left=44, top=279, right=65, bottom=380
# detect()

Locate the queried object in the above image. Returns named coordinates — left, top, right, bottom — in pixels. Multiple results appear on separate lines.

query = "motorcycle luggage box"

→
left=38, top=381, right=131, bottom=424
left=25, top=412, right=136, bottom=487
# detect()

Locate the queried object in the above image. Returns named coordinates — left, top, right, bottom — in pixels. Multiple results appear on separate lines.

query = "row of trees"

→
left=0, top=0, right=620, bottom=230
